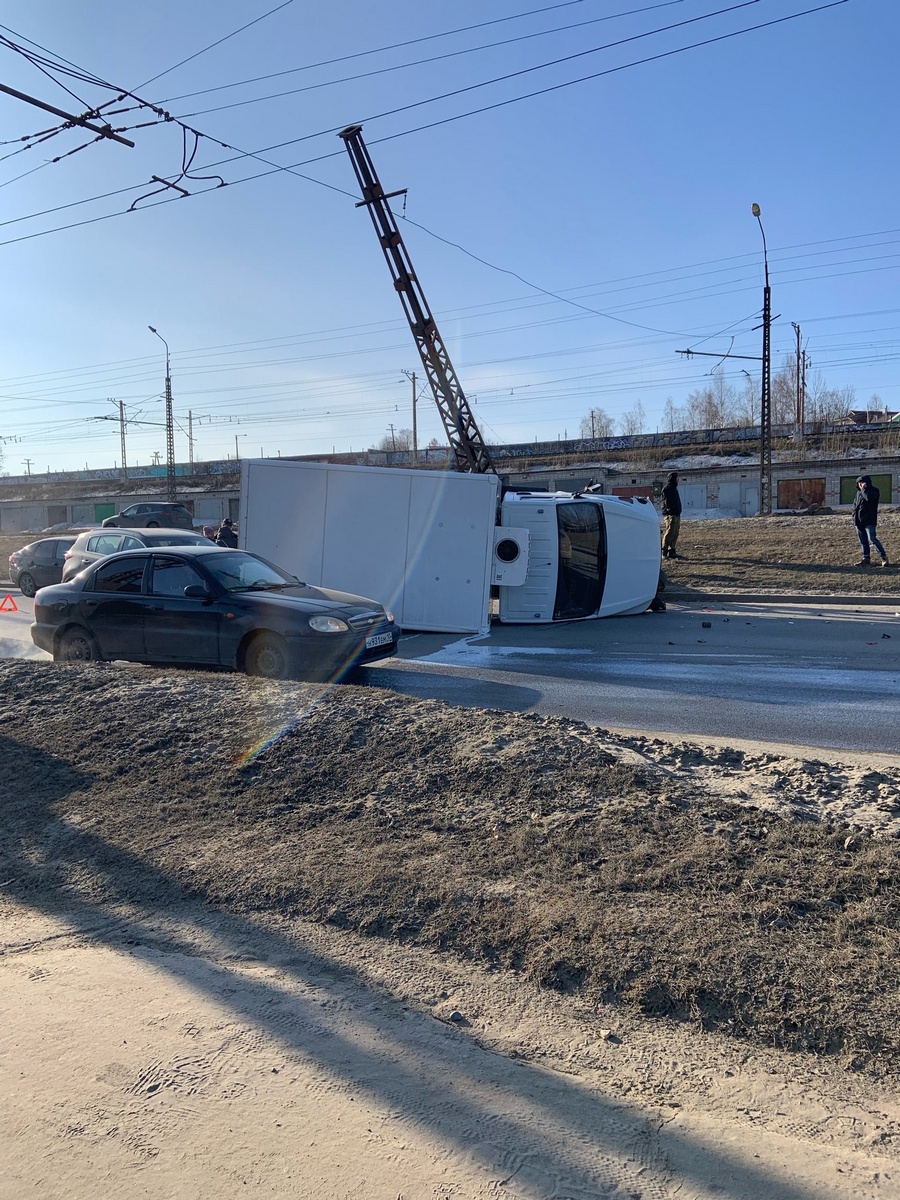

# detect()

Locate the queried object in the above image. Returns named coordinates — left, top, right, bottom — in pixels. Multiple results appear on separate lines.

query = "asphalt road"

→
left=3, top=591, right=898, bottom=756
left=369, top=600, right=900, bottom=757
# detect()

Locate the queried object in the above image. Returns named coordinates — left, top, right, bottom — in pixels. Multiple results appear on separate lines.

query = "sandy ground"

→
left=3, top=901, right=900, bottom=1200
left=2, top=659, right=900, bottom=1198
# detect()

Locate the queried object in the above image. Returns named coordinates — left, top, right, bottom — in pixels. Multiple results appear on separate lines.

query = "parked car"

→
left=9, top=536, right=77, bottom=596
left=62, top=528, right=214, bottom=582
left=102, top=502, right=194, bottom=529
left=32, top=546, right=399, bottom=681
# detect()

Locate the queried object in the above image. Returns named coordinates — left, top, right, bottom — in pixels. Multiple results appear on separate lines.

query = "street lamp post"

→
left=148, top=325, right=176, bottom=501
left=751, top=204, right=772, bottom=514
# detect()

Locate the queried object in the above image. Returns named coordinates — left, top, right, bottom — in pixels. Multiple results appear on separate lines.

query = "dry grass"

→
left=665, top=512, right=900, bottom=595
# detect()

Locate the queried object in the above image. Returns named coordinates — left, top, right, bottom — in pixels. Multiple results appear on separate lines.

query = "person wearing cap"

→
left=660, top=471, right=683, bottom=559
left=215, top=517, right=238, bottom=548
left=852, top=475, right=889, bottom=567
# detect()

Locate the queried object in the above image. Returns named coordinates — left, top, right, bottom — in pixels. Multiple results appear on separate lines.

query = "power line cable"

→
left=152, top=0, right=606, bottom=103
left=135, top=0, right=297, bottom=89
left=0, top=1, right=851, bottom=252
left=163, top=0, right=695, bottom=119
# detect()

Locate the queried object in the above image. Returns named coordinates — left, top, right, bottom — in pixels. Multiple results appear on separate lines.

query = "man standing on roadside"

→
left=216, top=517, right=239, bottom=549
left=661, top=471, right=683, bottom=559
left=853, top=475, right=889, bottom=567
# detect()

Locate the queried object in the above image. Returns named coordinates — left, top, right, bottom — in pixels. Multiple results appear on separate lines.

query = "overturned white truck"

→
left=239, top=459, right=661, bottom=636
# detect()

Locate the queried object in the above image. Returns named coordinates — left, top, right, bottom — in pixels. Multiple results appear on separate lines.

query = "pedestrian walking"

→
left=661, top=471, right=683, bottom=559
left=215, top=517, right=238, bottom=548
left=852, top=475, right=889, bottom=567
left=202, top=525, right=217, bottom=541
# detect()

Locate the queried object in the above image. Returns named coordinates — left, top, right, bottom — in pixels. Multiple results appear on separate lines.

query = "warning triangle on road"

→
left=0, top=593, right=19, bottom=612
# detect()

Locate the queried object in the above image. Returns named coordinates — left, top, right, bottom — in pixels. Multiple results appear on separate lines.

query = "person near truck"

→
left=661, top=471, right=683, bottom=559
left=215, top=518, right=238, bottom=548
left=853, top=475, right=889, bottom=567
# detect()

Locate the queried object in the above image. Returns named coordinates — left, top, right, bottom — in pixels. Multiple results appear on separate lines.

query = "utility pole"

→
left=388, top=423, right=397, bottom=452
left=791, top=322, right=807, bottom=440
left=188, top=410, right=195, bottom=471
left=112, top=399, right=127, bottom=479
left=148, top=326, right=176, bottom=501
left=751, top=203, right=772, bottom=514
left=402, top=369, right=418, bottom=458
left=339, top=125, right=493, bottom=473
left=21, top=458, right=32, bottom=475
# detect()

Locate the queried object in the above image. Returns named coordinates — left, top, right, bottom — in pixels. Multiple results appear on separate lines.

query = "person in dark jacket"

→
left=215, top=517, right=238, bottom=548
left=852, top=475, right=889, bottom=567
left=661, top=471, right=683, bottom=559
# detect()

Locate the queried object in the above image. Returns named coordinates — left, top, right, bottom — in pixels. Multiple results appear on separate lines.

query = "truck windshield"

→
left=554, top=502, right=606, bottom=620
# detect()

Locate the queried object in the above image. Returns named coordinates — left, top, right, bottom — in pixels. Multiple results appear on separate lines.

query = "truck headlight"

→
left=308, top=614, right=350, bottom=633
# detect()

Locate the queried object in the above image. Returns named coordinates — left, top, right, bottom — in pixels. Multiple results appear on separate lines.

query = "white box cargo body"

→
left=240, top=460, right=661, bottom=634
left=240, top=460, right=501, bottom=634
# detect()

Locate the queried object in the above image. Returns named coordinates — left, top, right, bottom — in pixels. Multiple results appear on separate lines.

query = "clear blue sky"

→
left=0, top=0, right=894, bottom=472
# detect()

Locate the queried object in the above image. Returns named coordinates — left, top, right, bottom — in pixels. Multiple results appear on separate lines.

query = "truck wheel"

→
left=245, top=633, right=291, bottom=680
left=55, top=627, right=102, bottom=663
left=18, top=573, right=37, bottom=598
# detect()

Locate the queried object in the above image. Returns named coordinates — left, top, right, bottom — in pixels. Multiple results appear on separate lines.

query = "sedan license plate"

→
left=365, top=630, right=393, bottom=650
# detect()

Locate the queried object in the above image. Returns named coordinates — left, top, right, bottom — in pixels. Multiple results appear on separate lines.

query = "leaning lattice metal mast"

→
left=338, top=125, right=494, bottom=474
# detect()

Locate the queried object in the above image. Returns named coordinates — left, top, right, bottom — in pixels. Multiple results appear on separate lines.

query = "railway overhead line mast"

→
left=338, top=124, right=494, bottom=475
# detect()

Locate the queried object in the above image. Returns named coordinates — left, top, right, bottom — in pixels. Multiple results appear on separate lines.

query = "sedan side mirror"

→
left=183, top=583, right=211, bottom=599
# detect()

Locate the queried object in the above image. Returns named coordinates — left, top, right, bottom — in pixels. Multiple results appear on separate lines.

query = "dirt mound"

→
left=2, top=659, right=899, bottom=1075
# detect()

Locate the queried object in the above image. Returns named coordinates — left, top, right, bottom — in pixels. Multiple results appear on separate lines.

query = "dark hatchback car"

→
left=32, top=546, right=399, bottom=681
left=9, top=536, right=77, bottom=596
left=62, top=527, right=214, bottom=582
left=102, top=502, right=194, bottom=529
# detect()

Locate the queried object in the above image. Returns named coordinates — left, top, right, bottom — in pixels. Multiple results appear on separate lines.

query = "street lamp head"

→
left=148, top=325, right=157, bottom=333
left=751, top=203, right=761, bottom=217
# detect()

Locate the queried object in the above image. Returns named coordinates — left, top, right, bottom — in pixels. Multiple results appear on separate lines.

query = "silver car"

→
left=62, top=528, right=215, bottom=582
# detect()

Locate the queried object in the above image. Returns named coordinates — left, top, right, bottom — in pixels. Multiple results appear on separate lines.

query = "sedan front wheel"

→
left=54, top=626, right=102, bottom=663
left=244, top=632, right=292, bottom=680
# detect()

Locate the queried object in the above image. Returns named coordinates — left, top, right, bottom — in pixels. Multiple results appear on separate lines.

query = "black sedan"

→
left=31, top=546, right=399, bottom=681
left=9, top=536, right=77, bottom=596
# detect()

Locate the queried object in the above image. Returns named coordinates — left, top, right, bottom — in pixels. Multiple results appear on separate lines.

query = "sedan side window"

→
left=121, top=536, right=144, bottom=550
left=89, top=534, right=125, bottom=555
left=32, top=542, right=56, bottom=563
left=121, top=506, right=139, bottom=516
left=150, top=556, right=207, bottom=597
left=91, top=557, right=149, bottom=594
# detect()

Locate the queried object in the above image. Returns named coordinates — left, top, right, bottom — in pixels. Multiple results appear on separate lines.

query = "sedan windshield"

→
left=203, top=551, right=301, bottom=593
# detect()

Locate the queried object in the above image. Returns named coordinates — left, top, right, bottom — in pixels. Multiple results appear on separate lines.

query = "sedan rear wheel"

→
left=146, top=520, right=159, bottom=528
left=55, top=626, right=102, bottom=663
left=244, top=632, right=292, bottom=680
left=18, top=573, right=37, bottom=598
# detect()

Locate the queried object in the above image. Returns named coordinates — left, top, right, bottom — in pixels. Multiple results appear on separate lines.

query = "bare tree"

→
left=734, top=372, right=757, bottom=426
left=579, top=406, right=614, bottom=439
left=806, top=378, right=854, bottom=425
left=662, top=396, right=681, bottom=432
left=375, top=427, right=413, bottom=452
left=618, top=399, right=645, bottom=436
left=683, top=371, right=740, bottom=429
